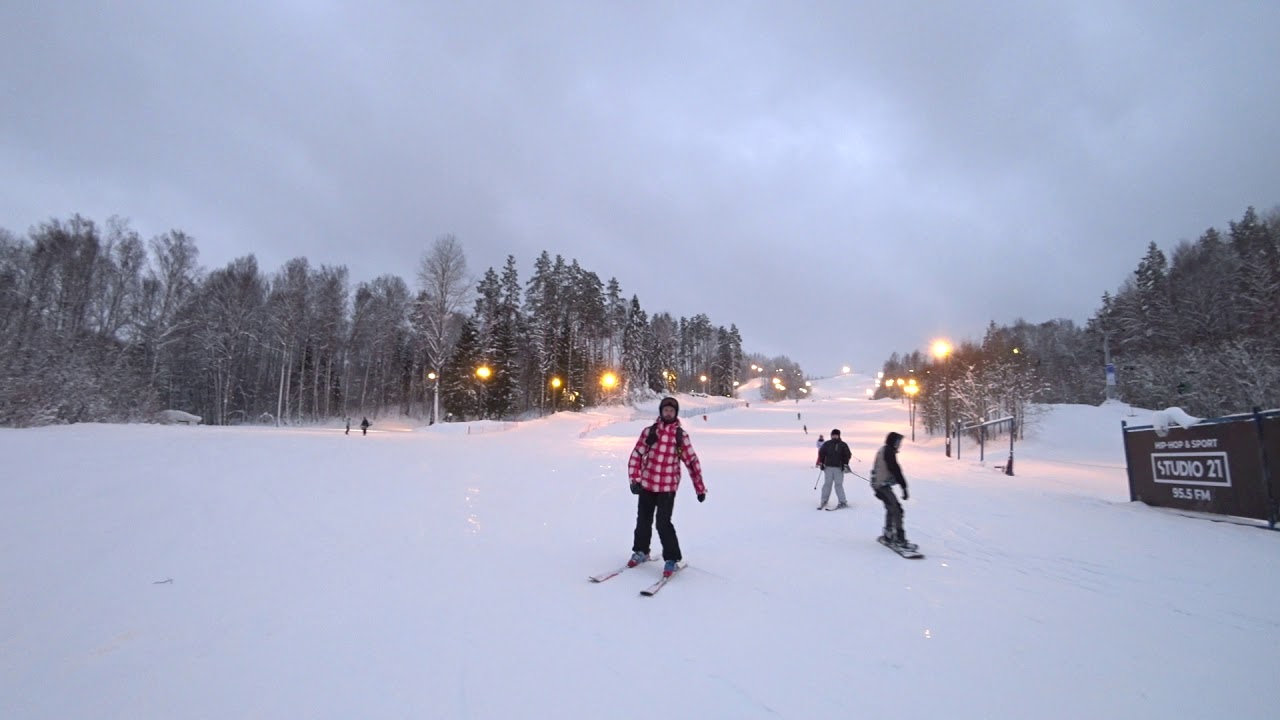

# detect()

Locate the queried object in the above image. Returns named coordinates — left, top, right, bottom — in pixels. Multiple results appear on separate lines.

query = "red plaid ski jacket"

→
left=627, top=419, right=706, bottom=494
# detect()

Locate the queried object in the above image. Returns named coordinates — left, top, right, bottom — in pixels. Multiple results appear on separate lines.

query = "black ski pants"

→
left=632, top=488, right=682, bottom=562
left=873, top=485, right=905, bottom=542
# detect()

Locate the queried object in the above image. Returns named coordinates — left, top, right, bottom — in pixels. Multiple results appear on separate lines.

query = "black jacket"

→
left=818, top=438, right=851, bottom=468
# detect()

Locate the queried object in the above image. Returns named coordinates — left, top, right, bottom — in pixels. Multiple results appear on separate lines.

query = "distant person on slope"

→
left=360, top=416, right=371, bottom=436
left=869, top=432, right=916, bottom=551
left=814, top=434, right=824, bottom=467
left=625, top=397, right=707, bottom=578
left=817, top=429, right=852, bottom=510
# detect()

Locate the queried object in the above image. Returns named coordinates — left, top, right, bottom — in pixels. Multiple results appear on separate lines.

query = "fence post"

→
left=1120, top=420, right=1137, bottom=502
left=1252, top=406, right=1278, bottom=531
left=1005, top=421, right=1015, bottom=476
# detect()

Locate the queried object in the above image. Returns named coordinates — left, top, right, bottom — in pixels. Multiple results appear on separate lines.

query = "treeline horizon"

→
left=0, top=215, right=799, bottom=427
left=877, top=205, right=1280, bottom=434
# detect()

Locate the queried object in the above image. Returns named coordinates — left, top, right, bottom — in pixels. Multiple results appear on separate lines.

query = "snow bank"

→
left=1151, top=406, right=1203, bottom=436
left=154, top=409, right=201, bottom=425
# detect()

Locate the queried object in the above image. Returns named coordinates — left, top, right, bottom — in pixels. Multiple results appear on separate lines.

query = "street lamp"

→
left=600, top=371, right=618, bottom=404
left=932, top=339, right=953, bottom=457
left=426, top=371, right=439, bottom=424
left=550, top=376, right=562, bottom=414
left=475, top=365, right=492, bottom=419
left=904, top=383, right=919, bottom=441
left=700, top=374, right=708, bottom=395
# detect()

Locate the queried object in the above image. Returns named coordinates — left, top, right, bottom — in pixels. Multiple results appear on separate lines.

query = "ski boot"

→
left=663, top=560, right=679, bottom=577
left=627, top=551, right=649, bottom=568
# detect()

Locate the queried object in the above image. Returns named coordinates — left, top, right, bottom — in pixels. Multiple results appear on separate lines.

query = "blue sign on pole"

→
left=1105, top=363, right=1116, bottom=386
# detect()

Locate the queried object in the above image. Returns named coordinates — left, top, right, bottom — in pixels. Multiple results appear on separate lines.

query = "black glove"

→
left=818, top=464, right=825, bottom=470
left=902, top=488, right=910, bottom=501
left=697, top=493, right=706, bottom=503
left=842, top=464, right=851, bottom=473
left=630, top=481, right=641, bottom=495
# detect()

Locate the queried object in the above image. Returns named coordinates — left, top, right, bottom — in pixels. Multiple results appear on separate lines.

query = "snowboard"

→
left=878, top=535, right=924, bottom=559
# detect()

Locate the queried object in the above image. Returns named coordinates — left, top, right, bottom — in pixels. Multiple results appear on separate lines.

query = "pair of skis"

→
left=589, top=560, right=686, bottom=596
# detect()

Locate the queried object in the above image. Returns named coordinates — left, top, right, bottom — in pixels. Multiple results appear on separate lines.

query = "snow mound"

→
left=1151, top=406, right=1202, bottom=437
left=154, top=409, right=201, bottom=425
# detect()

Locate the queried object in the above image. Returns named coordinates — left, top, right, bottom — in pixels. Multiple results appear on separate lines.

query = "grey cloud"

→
left=3, top=1, right=1278, bottom=374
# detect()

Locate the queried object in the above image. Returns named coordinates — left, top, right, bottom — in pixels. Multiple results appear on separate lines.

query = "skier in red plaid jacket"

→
left=626, top=397, right=706, bottom=575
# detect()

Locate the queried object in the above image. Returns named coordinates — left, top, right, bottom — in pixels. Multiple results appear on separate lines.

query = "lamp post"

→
left=600, top=371, right=618, bottom=404
left=904, top=383, right=919, bottom=441
left=700, top=374, right=708, bottom=395
left=427, top=371, right=438, bottom=424
left=932, top=340, right=952, bottom=457
left=475, top=365, right=491, bottom=419
left=550, top=376, right=562, bottom=414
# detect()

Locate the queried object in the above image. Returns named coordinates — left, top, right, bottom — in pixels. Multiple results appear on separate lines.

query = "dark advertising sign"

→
left=1123, top=409, right=1279, bottom=526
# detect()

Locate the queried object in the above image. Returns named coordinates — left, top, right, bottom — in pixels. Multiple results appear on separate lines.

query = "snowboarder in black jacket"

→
left=869, top=432, right=915, bottom=550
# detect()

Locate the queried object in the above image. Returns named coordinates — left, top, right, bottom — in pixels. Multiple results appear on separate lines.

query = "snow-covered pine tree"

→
left=440, top=317, right=483, bottom=420
left=621, top=295, right=649, bottom=398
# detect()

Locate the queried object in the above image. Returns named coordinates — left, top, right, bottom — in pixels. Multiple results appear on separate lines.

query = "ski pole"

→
left=813, top=469, right=823, bottom=490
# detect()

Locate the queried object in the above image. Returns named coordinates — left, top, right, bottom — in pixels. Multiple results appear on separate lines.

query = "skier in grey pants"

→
left=817, top=429, right=852, bottom=509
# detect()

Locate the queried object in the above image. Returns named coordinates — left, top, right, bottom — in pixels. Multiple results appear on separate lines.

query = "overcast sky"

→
left=3, top=2, right=1278, bottom=375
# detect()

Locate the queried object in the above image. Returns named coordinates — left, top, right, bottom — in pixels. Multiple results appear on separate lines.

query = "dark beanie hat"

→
left=831, top=429, right=841, bottom=437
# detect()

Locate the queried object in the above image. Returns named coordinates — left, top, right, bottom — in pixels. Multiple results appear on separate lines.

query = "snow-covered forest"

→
left=0, top=218, right=752, bottom=427
left=878, top=205, right=1280, bottom=427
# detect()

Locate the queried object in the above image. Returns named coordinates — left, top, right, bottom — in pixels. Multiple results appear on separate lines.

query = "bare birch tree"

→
left=415, top=234, right=470, bottom=423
